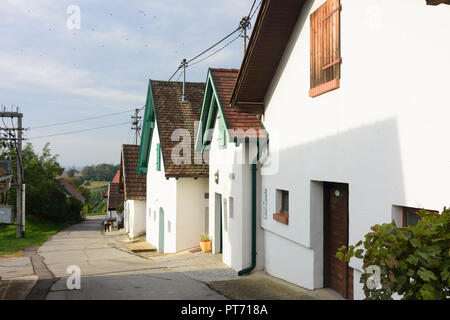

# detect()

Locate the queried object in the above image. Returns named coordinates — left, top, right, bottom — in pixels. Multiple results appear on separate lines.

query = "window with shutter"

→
left=310, top=0, right=342, bottom=98
left=156, top=143, right=161, bottom=171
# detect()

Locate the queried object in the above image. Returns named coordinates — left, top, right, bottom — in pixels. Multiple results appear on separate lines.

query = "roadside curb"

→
left=23, top=247, right=57, bottom=300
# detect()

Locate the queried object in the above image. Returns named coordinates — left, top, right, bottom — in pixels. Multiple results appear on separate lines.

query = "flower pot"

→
left=200, top=240, right=211, bottom=252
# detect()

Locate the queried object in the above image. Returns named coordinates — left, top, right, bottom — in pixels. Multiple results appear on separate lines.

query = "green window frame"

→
left=156, top=143, right=161, bottom=171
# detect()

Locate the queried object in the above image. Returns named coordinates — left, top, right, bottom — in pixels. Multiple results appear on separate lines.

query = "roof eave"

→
left=230, top=0, right=306, bottom=114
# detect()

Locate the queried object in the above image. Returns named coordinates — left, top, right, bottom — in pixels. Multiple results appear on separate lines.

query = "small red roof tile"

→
left=120, top=144, right=147, bottom=200
left=112, top=170, right=120, bottom=183
left=210, top=68, right=266, bottom=139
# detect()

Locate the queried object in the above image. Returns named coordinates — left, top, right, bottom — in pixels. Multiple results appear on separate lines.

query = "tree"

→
left=1, top=142, right=83, bottom=224
left=337, top=209, right=450, bottom=300
left=66, top=167, right=78, bottom=178
left=80, top=163, right=119, bottom=181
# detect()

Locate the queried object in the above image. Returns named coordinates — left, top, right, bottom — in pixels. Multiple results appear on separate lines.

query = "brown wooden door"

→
left=324, top=182, right=352, bottom=299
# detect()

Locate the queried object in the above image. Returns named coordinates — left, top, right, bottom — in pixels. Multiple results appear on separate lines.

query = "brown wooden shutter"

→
left=310, top=0, right=341, bottom=98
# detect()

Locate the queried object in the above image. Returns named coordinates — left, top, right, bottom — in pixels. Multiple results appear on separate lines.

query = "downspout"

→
left=238, top=140, right=258, bottom=276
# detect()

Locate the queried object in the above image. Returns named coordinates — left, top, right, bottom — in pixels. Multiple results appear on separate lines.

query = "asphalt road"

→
left=38, top=216, right=227, bottom=300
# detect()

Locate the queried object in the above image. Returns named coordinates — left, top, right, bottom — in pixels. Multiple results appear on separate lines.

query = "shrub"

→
left=338, top=209, right=450, bottom=300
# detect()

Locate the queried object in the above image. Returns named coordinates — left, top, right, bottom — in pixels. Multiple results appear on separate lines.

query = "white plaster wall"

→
left=145, top=123, right=178, bottom=252
left=259, top=0, right=450, bottom=296
left=124, top=202, right=129, bottom=233
left=176, top=178, right=209, bottom=251
left=207, top=116, right=257, bottom=271
left=127, top=200, right=146, bottom=239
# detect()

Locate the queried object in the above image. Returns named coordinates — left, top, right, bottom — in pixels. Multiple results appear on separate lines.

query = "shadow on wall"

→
left=282, top=117, right=405, bottom=236
left=262, top=117, right=406, bottom=289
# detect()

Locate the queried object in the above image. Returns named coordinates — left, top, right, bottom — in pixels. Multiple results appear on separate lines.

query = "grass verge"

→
left=0, top=217, right=68, bottom=256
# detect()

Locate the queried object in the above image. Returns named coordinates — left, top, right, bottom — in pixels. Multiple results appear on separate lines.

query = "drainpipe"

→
left=238, top=162, right=257, bottom=276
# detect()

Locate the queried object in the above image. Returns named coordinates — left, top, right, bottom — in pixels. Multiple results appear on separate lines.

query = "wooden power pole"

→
left=0, top=108, right=25, bottom=238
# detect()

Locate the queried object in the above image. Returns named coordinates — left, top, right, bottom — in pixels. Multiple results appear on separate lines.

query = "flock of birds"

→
left=17, top=9, right=178, bottom=68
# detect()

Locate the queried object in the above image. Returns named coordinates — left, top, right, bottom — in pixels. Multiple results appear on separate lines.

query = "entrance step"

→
left=125, top=241, right=157, bottom=253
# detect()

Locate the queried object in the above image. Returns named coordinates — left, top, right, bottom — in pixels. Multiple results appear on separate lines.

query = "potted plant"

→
left=200, top=233, right=211, bottom=252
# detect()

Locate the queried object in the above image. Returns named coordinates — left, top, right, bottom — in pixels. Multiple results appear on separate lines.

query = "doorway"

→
left=214, top=193, right=223, bottom=253
left=323, top=182, right=353, bottom=299
left=158, top=207, right=164, bottom=253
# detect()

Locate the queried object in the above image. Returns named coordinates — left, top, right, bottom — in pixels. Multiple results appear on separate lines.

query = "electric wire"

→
left=28, top=121, right=130, bottom=139
left=167, top=26, right=240, bottom=81
left=29, top=109, right=135, bottom=129
left=168, top=65, right=183, bottom=81
left=188, top=33, right=242, bottom=68
left=167, top=0, right=261, bottom=80
left=186, top=27, right=241, bottom=65
left=250, top=1, right=262, bottom=19
left=248, top=0, right=257, bottom=18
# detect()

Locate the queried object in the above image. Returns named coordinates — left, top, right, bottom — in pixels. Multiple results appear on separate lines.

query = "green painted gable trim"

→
left=194, top=69, right=229, bottom=152
left=138, top=80, right=156, bottom=174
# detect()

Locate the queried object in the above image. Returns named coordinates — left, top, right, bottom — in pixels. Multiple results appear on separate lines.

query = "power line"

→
left=189, top=33, right=242, bottom=68
left=168, top=27, right=240, bottom=81
left=28, top=121, right=130, bottom=139
left=250, top=1, right=262, bottom=19
left=29, top=109, right=135, bottom=129
left=167, top=27, right=241, bottom=81
left=248, top=0, right=257, bottom=18
left=167, top=0, right=261, bottom=81
left=168, top=65, right=183, bottom=81
left=187, top=27, right=241, bottom=65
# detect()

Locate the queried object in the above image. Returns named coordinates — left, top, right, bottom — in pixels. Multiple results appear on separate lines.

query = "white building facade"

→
left=120, top=144, right=147, bottom=239
left=230, top=0, right=450, bottom=299
left=138, top=80, right=210, bottom=253
left=195, top=68, right=266, bottom=273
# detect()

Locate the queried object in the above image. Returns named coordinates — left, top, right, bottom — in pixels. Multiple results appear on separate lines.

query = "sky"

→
left=0, top=0, right=258, bottom=169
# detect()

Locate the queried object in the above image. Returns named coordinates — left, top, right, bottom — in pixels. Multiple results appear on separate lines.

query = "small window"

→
left=168, top=220, right=171, bottom=233
left=402, top=207, right=439, bottom=227
left=229, top=197, right=234, bottom=219
left=281, top=190, right=289, bottom=213
left=273, top=189, right=289, bottom=225
left=310, top=0, right=342, bottom=97
left=156, top=143, right=161, bottom=171
left=217, top=115, right=227, bottom=149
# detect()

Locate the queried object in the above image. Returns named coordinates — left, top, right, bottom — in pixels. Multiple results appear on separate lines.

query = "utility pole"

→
left=181, top=58, right=187, bottom=102
left=0, top=106, right=25, bottom=238
left=131, top=108, right=142, bottom=145
left=240, top=16, right=251, bottom=54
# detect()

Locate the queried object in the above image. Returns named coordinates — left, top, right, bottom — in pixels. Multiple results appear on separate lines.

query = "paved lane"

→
left=39, top=216, right=227, bottom=300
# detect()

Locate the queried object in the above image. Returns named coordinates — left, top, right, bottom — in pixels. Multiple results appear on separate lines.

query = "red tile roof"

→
left=107, top=183, right=123, bottom=211
left=151, top=80, right=209, bottom=178
left=210, top=68, right=265, bottom=139
left=112, top=170, right=120, bottom=183
left=57, top=178, right=86, bottom=203
left=120, top=144, right=146, bottom=200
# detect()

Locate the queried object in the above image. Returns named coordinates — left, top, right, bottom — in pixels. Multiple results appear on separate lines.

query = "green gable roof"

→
left=137, top=80, right=155, bottom=174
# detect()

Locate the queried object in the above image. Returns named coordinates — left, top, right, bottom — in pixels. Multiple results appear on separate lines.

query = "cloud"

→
left=0, top=52, right=142, bottom=106
left=1, top=0, right=258, bottom=166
